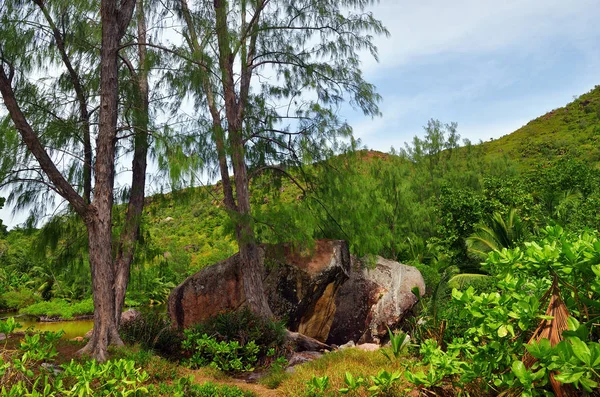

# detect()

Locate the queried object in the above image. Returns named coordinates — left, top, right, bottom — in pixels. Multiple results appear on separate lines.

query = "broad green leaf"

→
left=511, top=361, right=527, bottom=380
left=554, top=370, right=583, bottom=384
left=570, top=337, right=591, bottom=366
left=498, top=325, right=508, bottom=338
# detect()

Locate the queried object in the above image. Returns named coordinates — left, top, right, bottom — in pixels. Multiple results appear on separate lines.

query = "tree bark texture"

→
left=78, top=0, right=137, bottom=359
left=213, top=0, right=273, bottom=318
left=114, top=0, right=149, bottom=326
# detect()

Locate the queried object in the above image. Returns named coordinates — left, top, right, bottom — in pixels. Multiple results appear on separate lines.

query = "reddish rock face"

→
left=326, top=257, right=425, bottom=345
left=168, top=240, right=351, bottom=341
left=168, top=241, right=425, bottom=345
left=169, top=255, right=245, bottom=329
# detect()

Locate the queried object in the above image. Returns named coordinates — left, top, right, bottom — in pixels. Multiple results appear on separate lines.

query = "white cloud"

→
left=361, top=0, right=599, bottom=74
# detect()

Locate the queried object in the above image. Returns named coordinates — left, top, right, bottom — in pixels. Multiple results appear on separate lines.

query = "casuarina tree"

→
left=162, top=0, right=388, bottom=317
left=0, top=0, right=151, bottom=361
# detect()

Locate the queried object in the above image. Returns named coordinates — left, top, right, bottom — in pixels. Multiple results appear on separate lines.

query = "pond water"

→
left=0, top=305, right=166, bottom=340
left=0, top=312, right=93, bottom=340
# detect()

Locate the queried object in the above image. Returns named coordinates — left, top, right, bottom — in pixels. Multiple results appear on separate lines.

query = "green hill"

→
left=477, top=85, right=600, bottom=167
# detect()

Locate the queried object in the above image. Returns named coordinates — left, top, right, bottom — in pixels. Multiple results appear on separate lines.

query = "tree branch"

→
left=32, top=0, right=93, bottom=204
left=0, top=67, right=89, bottom=218
left=118, top=0, right=137, bottom=38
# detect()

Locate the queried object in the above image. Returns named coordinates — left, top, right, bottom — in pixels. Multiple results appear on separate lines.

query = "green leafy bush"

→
left=407, top=227, right=600, bottom=395
left=61, top=359, right=150, bottom=396
left=1, top=289, right=38, bottom=310
left=119, top=311, right=182, bottom=358
left=1, top=328, right=151, bottom=396
left=187, top=308, right=287, bottom=364
left=18, top=331, right=63, bottom=361
left=411, top=263, right=440, bottom=292
left=182, top=332, right=259, bottom=372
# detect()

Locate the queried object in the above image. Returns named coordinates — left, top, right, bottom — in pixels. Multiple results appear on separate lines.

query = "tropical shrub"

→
left=1, top=288, right=38, bottom=310
left=408, top=226, right=600, bottom=395
left=119, top=311, right=182, bottom=358
left=186, top=308, right=288, bottom=364
left=182, top=332, right=259, bottom=372
left=20, top=298, right=94, bottom=319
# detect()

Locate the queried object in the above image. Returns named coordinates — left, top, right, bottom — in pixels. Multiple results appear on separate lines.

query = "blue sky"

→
left=1, top=0, right=599, bottom=227
left=348, top=0, right=600, bottom=151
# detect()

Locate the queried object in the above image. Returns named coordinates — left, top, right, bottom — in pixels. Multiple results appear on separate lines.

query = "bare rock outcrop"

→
left=326, top=256, right=425, bottom=345
left=168, top=240, right=351, bottom=341
left=168, top=242, right=425, bottom=346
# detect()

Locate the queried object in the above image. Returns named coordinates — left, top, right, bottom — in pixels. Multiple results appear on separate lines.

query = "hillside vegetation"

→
left=3, top=86, right=600, bottom=308
left=477, top=85, right=600, bottom=167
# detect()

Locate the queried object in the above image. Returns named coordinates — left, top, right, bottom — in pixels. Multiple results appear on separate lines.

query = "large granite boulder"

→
left=168, top=240, right=350, bottom=341
left=326, top=256, right=425, bottom=345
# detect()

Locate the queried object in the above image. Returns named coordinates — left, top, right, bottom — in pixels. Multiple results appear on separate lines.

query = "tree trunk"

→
left=2, top=0, right=136, bottom=362
left=230, top=130, right=273, bottom=317
left=78, top=216, right=123, bottom=361
left=213, top=0, right=272, bottom=318
left=78, top=0, right=136, bottom=360
left=114, top=0, right=149, bottom=325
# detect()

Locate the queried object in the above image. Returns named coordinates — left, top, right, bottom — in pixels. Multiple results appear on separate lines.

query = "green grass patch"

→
left=278, top=347, right=418, bottom=396
left=20, top=298, right=94, bottom=319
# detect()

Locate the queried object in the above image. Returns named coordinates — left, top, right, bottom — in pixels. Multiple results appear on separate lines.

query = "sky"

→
left=347, top=0, right=600, bottom=151
left=1, top=0, right=600, bottom=228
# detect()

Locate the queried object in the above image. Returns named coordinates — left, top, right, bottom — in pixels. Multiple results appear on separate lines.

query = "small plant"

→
left=62, top=359, right=150, bottom=396
left=19, top=331, right=63, bottom=362
left=182, top=332, right=259, bottom=372
left=368, top=369, right=401, bottom=396
left=338, top=371, right=365, bottom=394
left=0, top=317, right=21, bottom=348
left=306, top=375, right=330, bottom=397
left=0, top=317, right=20, bottom=335
left=381, top=327, right=408, bottom=362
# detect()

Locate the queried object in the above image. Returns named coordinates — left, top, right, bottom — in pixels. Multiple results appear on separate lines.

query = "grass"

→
left=259, top=361, right=291, bottom=389
left=278, top=347, right=419, bottom=396
left=19, top=298, right=94, bottom=319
